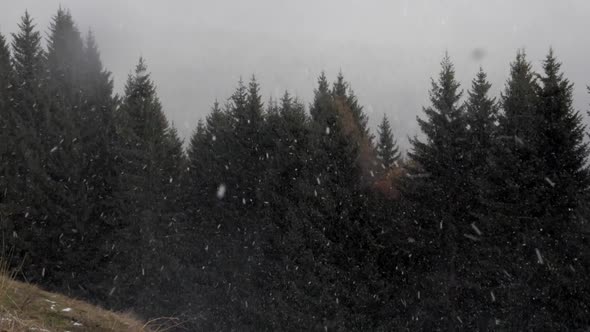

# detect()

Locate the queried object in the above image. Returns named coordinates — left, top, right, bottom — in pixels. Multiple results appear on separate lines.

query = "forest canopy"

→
left=0, top=8, right=589, bottom=331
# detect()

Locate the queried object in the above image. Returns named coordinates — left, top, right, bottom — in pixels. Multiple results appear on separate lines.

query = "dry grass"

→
left=0, top=275, right=157, bottom=332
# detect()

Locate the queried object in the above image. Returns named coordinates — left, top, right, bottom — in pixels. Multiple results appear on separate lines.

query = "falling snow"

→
left=217, top=184, right=226, bottom=199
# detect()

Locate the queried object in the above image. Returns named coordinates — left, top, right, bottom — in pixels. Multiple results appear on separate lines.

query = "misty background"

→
left=2, top=0, right=589, bottom=151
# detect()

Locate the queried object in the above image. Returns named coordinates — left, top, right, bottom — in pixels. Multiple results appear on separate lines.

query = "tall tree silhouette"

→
left=376, top=114, right=401, bottom=172
left=405, top=53, right=472, bottom=329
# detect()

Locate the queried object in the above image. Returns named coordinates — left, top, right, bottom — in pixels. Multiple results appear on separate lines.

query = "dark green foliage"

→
left=463, top=68, right=498, bottom=217
left=0, top=32, right=15, bottom=227
left=465, top=68, right=498, bottom=157
left=108, top=58, right=185, bottom=315
left=40, top=8, right=101, bottom=290
left=376, top=114, right=401, bottom=171
left=11, top=12, right=44, bottom=93
left=522, top=49, right=589, bottom=328
left=5, top=12, right=54, bottom=282
left=333, top=71, right=372, bottom=142
left=1, top=8, right=590, bottom=331
left=405, top=54, right=494, bottom=329
left=0, top=32, right=12, bottom=108
left=536, top=49, right=589, bottom=220
left=490, top=51, right=543, bottom=219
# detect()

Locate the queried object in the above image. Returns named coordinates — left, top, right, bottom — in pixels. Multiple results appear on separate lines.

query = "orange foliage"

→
left=331, top=97, right=407, bottom=200
left=333, top=97, right=376, bottom=183
left=372, top=165, right=406, bottom=200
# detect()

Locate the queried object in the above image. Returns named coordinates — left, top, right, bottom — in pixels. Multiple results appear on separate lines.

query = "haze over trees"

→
left=0, top=9, right=589, bottom=331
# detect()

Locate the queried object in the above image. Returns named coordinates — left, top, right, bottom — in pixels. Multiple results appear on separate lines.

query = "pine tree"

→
left=308, top=72, right=363, bottom=241
left=463, top=68, right=498, bottom=216
left=405, top=53, right=472, bottom=329
left=333, top=71, right=372, bottom=141
left=465, top=68, right=498, bottom=154
left=160, top=124, right=185, bottom=215
left=499, top=50, right=539, bottom=145
left=11, top=12, right=45, bottom=98
left=526, top=49, right=590, bottom=328
left=0, top=32, right=12, bottom=109
left=46, top=8, right=84, bottom=102
left=0, top=31, right=13, bottom=145
left=241, top=76, right=266, bottom=203
left=185, top=118, right=206, bottom=201
left=481, top=51, right=541, bottom=227
left=73, top=28, right=124, bottom=304
left=376, top=114, right=400, bottom=171
left=296, top=72, right=379, bottom=328
left=78, top=29, right=121, bottom=227
left=8, top=12, right=54, bottom=283
left=112, top=57, right=179, bottom=314
left=186, top=101, right=229, bottom=207
left=536, top=49, right=589, bottom=221
left=0, top=32, right=15, bottom=228
left=43, top=8, right=97, bottom=290
left=477, top=50, right=590, bottom=329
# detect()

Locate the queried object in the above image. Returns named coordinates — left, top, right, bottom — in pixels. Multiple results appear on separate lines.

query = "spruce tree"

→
left=463, top=68, right=498, bottom=216
left=489, top=51, right=542, bottom=219
left=185, top=118, right=206, bottom=197
left=299, top=72, right=379, bottom=329
left=79, top=29, right=121, bottom=227
left=480, top=50, right=590, bottom=329
left=405, top=53, right=472, bottom=329
left=160, top=125, right=184, bottom=216
left=0, top=31, right=13, bottom=149
left=376, top=114, right=400, bottom=171
left=43, top=8, right=97, bottom=290
left=8, top=12, right=54, bottom=283
left=476, top=50, right=542, bottom=329
left=465, top=68, right=498, bottom=154
left=499, top=50, right=539, bottom=146
left=239, top=76, right=266, bottom=204
left=74, top=28, right=124, bottom=304
left=112, top=57, right=179, bottom=314
left=0, top=32, right=12, bottom=108
left=333, top=71, right=372, bottom=141
left=536, top=49, right=589, bottom=221
left=186, top=101, right=229, bottom=209
left=0, top=32, right=15, bottom=229
left=528, top=49, right=590, bottom=328
left=46, top=8, right=84, bottom=102
left=11, top=12, right=45, bottom=98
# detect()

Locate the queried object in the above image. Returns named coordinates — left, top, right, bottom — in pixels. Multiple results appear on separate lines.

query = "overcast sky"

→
left=1, top=0, right=590, bottom=150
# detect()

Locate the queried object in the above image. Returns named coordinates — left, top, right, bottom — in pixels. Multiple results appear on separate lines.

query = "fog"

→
left=2, top=0, right=590, bottom=150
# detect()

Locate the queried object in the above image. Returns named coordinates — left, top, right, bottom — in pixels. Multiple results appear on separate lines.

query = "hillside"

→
left=0, top=276, right=151, bottom=332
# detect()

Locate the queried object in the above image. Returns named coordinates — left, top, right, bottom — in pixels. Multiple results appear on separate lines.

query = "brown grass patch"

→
left=0, top=275, right=157, bottom=332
